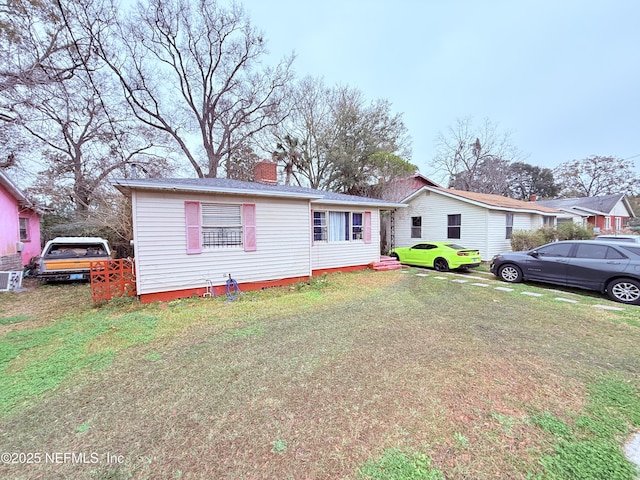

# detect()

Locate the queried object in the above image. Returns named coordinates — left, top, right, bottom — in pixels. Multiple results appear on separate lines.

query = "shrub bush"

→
left=557, top=221, right=594, bottom=240
left=538, top=225, right=558, bottom=244
left=510, top=230, right=546, bottom=251
left=510, top=222, right=594, bottom=252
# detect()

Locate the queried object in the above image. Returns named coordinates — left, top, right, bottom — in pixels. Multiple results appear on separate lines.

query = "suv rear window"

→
left=44, top=243, right=109, bottom=258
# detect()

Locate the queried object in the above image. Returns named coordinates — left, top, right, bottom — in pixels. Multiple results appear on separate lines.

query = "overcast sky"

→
left=241, top=0, right=640, bottom=183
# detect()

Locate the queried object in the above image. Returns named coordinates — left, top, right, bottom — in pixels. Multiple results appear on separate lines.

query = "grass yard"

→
left=0, top=270, right=639, bottom=479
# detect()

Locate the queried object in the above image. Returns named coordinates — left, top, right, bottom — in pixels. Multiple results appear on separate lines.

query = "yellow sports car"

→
left=389, top=242, right=481, bottom=271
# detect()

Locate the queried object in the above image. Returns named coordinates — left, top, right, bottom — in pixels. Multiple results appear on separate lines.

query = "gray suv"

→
left=490, top=240, right=640, bottom=305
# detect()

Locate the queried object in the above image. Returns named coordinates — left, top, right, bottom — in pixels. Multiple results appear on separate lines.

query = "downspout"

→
left=131, top=190, right=142, bottom=297
left=308, top=202, right=313, bottom=279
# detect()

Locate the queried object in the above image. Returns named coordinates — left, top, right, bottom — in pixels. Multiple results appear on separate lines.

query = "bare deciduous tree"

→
left=92, top=0, right=294, bottom=178
left=0, top=0, right=98, bottom=169
left=0, top=0, right=92, bottom=120
left=554, top=155, right=640, bottom=197
left=449, top=157, right=511, bottom=195
left=274, top=77, right=412, bottom=192
left=20, top=68, right=172, bottom=212
left=269, top=76, right=333, bottom=189
left=431, top=117, right=524, bottom=192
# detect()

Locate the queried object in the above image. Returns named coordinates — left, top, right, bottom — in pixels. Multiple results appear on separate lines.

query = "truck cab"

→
left=37, top=237, right=111, bottom=281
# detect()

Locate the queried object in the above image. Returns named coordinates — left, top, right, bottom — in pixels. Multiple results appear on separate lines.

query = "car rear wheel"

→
left=433, top=258, right=449, bottom=272
left=498, top=264, right=523, bottom=283
left=606, top=278, right=640, bottom=305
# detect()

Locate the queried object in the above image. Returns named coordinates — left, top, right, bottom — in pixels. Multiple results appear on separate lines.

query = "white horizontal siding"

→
left=487, top=211, right=513, bottom=258
left=396, top=191, right=491, bottom=259
left=311, top=204, right=381, bottom=270
left=487, top=211, right=550, bottom=258
left=397, top=191, right=560, bottom=261
left=611, top=200, right=629, bottom=216
left=132, top=191, right=310, bottom=295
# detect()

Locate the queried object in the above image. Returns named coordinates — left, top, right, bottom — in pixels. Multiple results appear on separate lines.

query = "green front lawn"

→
left=0, top=271, right=639, bottom=479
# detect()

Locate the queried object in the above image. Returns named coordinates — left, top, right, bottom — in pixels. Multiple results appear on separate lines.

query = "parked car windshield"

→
left=444, top=243, right=467, bottom=250
left=44, top=243, right=109, bottom=258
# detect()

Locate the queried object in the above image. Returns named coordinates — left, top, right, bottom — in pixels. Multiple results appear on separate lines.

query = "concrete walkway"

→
left=625, top=432, right=640, bottom=476
left=406, top=268, right=629, bottom=313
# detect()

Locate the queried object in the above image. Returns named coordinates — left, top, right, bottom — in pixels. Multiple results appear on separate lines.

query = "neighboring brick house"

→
left=0, top=170, right=42, bottom=271
left=534, top=194, right=636, bottom=233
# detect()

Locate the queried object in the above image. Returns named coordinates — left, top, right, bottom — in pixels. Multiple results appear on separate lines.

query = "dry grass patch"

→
left=0, top=271, right=639, bottom=479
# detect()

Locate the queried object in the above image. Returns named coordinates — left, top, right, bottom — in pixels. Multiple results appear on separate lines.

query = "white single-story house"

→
left=393, top=186, right=562, bottom=260
left=113, top=162, right=404, bottom=303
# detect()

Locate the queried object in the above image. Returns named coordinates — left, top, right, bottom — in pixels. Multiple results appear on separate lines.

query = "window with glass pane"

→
left=201, top=204, right=242, bottom=247
left=447, top=214, right=461, bottom=239
left=505, top=213, right=514, bottom=239
left=328, top=212, right=350, bottom=241
left=19, top=218, right=29, bottom=241
left=313, top=211, right=327, bottom=241
left=411, top=216, right=422, bottom=238
left=536, top=243, right=573, bottom=257
left=352, top=213, right=363, bottom=240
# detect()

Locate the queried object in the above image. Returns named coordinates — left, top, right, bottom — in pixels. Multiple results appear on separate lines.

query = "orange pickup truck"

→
left=36, top=237, right=111, bottom=282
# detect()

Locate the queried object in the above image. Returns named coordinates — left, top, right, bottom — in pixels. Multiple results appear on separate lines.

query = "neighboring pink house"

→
left=0, top=170, right=42, bottom=270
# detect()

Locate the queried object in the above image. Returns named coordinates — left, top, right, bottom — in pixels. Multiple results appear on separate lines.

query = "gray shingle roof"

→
left=112, top=177, right=405, bottom=207
left=535, top=194, right=627, bottom=215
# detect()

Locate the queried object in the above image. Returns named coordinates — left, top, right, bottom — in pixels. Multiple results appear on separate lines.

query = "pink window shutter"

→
left=243, top=204, right=257, bottom=251
left=364, top=211, right=372, bottom=244
left=184, top=201, right=202, bottom=254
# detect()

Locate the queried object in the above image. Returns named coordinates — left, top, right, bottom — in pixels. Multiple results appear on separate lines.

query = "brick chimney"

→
left=253, top=160, right=277, bottom=185
left=529, top=194, right=538, bottom=202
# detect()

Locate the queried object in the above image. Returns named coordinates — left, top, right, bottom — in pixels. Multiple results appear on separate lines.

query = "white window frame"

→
left=411, top=216, right=422, bottom=238
left=19, top=217, right=29, bottom=241
left=447, top=214, right=461, bottom=239
left=313, top=211, right=327, bottom=241
left=505, top=213, right=514, bottom=239
left=313, top=210, right=365, bottom=243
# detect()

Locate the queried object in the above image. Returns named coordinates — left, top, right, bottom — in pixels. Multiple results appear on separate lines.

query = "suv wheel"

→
left=607, top=278, right=640, bottom=305
left=498, top=264, right=523, bottom=283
